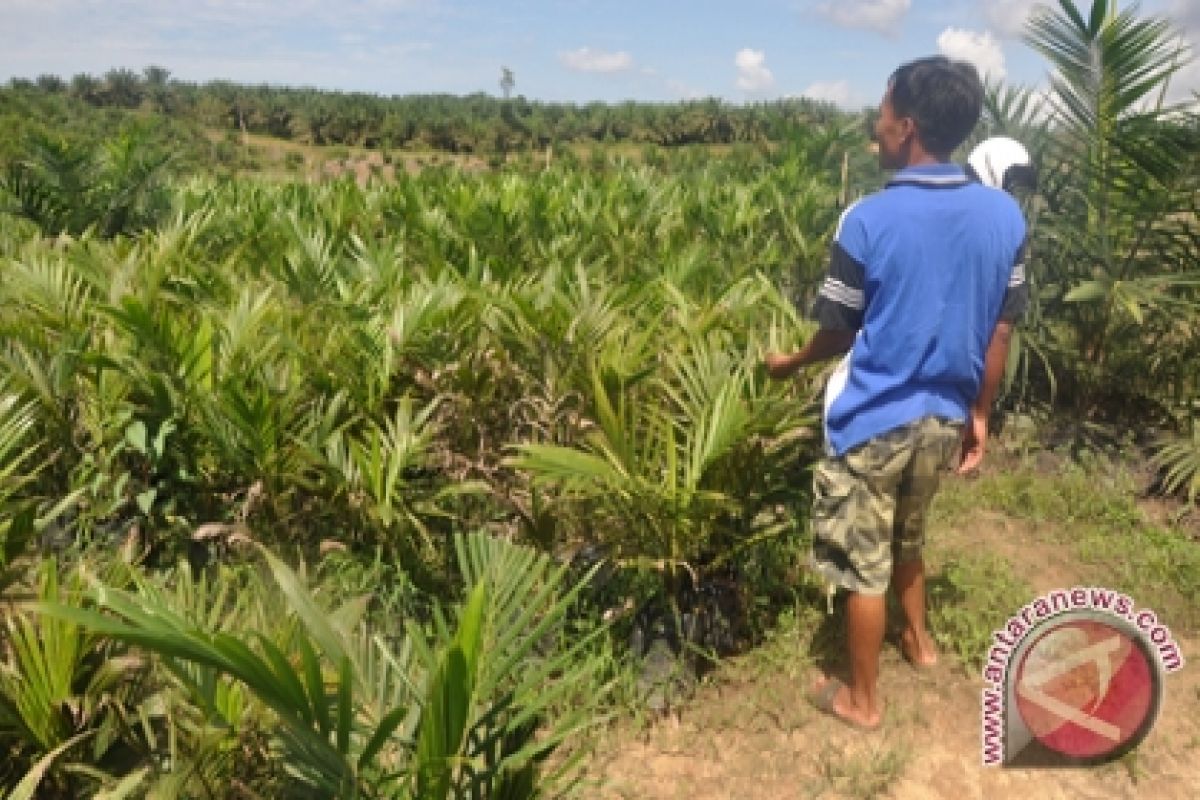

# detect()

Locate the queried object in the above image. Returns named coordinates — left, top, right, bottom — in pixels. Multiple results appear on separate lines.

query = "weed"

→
left=1118, top=749, right=1145, bottom=784
left=808, top=738, right=910, bottom=799
left=1075, top=522, right=1200, bottom=630
left=934, top=455, right=1200, bottom=634
left=744, top=603, right=823, bottom=684
left=927, top=551, right=1031, bottom=671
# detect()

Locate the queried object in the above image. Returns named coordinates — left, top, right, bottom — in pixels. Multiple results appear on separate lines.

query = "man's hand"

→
left=958, top=320, right=1012, bottom=475
left=763, top=352, right=799, bottom=380
left=763, top=330, right=856, bottom=381
left=958, top=409, right=988, bottom=474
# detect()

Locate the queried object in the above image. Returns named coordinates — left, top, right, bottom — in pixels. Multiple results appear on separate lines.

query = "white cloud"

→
left=816, top=0, right=911, bottom=36
left=558, top=47, right=634, bottom=73
left=1169, top=0, right=1200, bottom=33
left=801, top=79, right=859, bottom=108
left=0, top=0, right=455, bottom=94
left=1165, top=0, right=1200, bottom=104
left=666, top=78, right=703, bottom=99
left=3, top=0, right=438, bottom=31
left=980, top=0, right=1044, bottom=39
left=938, top=27, right=1007, bottom=82
left=1163, top=55, right=1200, bottom=107
left=735, top=48, right=774, bottom=92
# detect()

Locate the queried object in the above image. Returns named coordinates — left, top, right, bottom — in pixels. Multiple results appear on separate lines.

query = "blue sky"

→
left=3, top=1, right=1198, bottom=108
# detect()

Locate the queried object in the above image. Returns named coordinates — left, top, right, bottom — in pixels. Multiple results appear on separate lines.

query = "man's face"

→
left=873, top=87, right=914, bottom=170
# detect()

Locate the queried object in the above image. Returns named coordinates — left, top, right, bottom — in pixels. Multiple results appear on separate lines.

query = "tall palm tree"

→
left=102, top=68, right=143, bottom=109
left=1021, top=0, right=1200, bottom=407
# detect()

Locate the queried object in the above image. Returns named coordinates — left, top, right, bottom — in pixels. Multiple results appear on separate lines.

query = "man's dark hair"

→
left=888, top=56, right=983, bottom=157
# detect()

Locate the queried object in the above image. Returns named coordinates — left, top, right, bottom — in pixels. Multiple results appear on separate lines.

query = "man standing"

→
left=764, top=57, right=1027, bottom=731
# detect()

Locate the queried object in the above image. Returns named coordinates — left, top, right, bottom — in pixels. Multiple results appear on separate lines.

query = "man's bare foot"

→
left=900, top=628, right=939, bottom=668
left=808, top=676, right=882, bottom=731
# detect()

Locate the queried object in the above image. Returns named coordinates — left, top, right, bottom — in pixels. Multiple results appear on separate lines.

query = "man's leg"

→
left=810, top=430, right=907, bottom=729
left=813, top=588, right=886, bottom=729
left=844, top=589, right=886, bottom=721
left=893, top=558, right=938, bottom=666
left=892, top=418, right=962, bottom=667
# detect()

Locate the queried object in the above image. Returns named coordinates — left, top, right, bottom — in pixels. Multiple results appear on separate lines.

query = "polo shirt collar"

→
left=886, top=163, right=970, bottom=189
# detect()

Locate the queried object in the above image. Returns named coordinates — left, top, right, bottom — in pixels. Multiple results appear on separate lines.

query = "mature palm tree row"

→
left=5, top=68, right=852, bottom=153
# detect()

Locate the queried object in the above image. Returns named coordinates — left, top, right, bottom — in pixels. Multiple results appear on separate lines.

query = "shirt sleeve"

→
left=999, top=238, right=1029, bottom=322
left=810, top=239, right=866, bottom=331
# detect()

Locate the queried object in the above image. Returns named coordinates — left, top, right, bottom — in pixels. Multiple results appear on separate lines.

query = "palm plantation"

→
left=0, top=0, right=1197, bottom=796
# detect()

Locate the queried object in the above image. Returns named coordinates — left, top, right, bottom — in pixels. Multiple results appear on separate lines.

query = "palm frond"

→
left=39, top=534, right=609, bottom=798
left=1151, top=424, right=1200, bottom=503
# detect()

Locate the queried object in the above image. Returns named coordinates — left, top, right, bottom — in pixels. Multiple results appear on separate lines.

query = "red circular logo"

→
left=1014, top=617, right=1159, bottom=761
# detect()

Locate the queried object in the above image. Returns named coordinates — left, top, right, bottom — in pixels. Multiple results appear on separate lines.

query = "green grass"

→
left=745, top=603, right=825, bottom=683
left=937, top=454, right=1200, bottom=633
left=808, top=738, right=910, bottom=799
left=926, top=552, right=1032, bottom=671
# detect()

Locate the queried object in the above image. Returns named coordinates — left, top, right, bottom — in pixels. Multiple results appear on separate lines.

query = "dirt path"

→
left=586, top=487, right=1200, bottom=799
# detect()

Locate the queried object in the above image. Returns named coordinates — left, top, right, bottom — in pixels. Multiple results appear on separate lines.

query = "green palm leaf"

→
left=39, top=534, right=608, bottom=798
left=1151, top=424, right=1200, bottom=502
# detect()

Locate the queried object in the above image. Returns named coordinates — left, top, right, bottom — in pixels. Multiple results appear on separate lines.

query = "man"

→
left=764, top=57, right=1027, bottom=731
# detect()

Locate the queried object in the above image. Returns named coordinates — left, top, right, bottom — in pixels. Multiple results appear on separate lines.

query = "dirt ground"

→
left=585, top=483, right=1200, bottom=799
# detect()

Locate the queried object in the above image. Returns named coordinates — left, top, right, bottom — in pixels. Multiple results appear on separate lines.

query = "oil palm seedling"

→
left=1151, top=420, right=1200, bottom=505
left=509, top=279, right=819, bottom=708
left=0, top=561, right=152, bottom=798
left=37, top=534, right=610, bottom=799
left=0, top=381, right=44, bottom=594
left=0, top=128, right=173, bottom=238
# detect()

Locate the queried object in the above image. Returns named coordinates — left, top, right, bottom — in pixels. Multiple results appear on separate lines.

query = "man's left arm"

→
left=764, top=329, right=856, bottom=378
left=764, top=209, right=867, bottom=380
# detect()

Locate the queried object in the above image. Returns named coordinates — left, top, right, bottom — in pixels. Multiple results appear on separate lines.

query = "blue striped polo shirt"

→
left=812, top=163, right=1027, bottom=457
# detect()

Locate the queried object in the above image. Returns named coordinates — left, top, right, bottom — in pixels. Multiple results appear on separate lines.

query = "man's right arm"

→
left=959, top=225, right=1028, bottom=473
left=958, top=319, right=1012, bottom=474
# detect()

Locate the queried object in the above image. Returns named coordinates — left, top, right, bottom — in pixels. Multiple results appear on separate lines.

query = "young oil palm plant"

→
left=1022, top=0, right=1200, bottom=409
left=507, top=279, right=818, bottom=708
left=510, top=319, right=816, bottom=579
left=1151, top=420, right=1200, bottom=504
left=40, top=534, right=609, bottom=799
left=0, top=128, right=172, bottom=238
left=0, top=380, right=42, bottom=594
left=1, top=560, right=151, bottom=799
left=0, top=133, right=95, bottom=236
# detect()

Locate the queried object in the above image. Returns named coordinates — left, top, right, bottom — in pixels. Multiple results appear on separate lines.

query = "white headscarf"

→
left=967, top=136, right=1033, bottom=191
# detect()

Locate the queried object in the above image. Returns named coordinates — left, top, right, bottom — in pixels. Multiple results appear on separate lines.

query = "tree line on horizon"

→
left=3, top=66, right=853, bottom=153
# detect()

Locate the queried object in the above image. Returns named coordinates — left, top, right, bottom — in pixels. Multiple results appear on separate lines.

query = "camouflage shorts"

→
left=811, top=416, right=963, bottom=596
